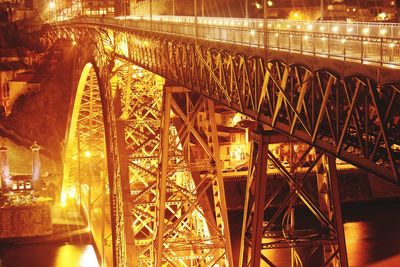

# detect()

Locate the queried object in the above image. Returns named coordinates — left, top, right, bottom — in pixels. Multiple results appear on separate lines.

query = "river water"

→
left=0, top=201, right=398, bottom=267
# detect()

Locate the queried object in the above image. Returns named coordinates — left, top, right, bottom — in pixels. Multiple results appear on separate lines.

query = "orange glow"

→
left=55, top=245, right=99, bottom=267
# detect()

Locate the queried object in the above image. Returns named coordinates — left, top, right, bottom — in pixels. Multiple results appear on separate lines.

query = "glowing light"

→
left=332, top=26, right=339, bottom=33
left=320, top=26, right=325, bottom=31
left=275, top=33, right=279, bottom=37
left=389, top=42, right=396, bottom=48
left=244, top=22, right=248, bottom=27
left=68, top=187, right=76, bottom=198
left=255, top=2, right=262, bottom=9
left=250, top=30, right=256, bottom=36
left=72, top=40, right=77, bottom=45
left=79, top=246, right=98, bottom=267
left=362, top=28, right=370, bottom=34
left=321, top=37, right=326, bottom=41
left=347, top=27, right=353, bottom=33
left=84, top=151, right=91, bottom=158
left=60, top=191, right=67, bottom=207
left=49, top=1, right=55, bottom=9
left=286, top=24, right=291, bottom=29
left=378, top=12, right=387, bottom=20
left=267, top=1, right=273, bottom=7
left=296, top=25, right=301, bottom=29
left=341, top=38, right=346, bottom=44
left=258, top=22, right=263, bottom=27
left=380, top=29, right=387, bottom=35
left=307, top=24, right=313, bottom=31
left=303, top=35, right=309, bottom=40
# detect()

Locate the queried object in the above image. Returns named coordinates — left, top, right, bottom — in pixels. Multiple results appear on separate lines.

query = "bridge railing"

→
left=65, top=15, right=400, bottom=67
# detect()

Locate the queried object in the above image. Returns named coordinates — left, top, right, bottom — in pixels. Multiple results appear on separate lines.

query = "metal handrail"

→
left=55, top=15, right=400, bottom=67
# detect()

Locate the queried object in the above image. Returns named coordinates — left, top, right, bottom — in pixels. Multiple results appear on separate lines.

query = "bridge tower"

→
left=240, top=132, right=348, bottom=266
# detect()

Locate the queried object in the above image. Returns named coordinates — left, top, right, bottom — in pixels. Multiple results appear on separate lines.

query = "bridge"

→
left=44, top=14, right=400, bottom=267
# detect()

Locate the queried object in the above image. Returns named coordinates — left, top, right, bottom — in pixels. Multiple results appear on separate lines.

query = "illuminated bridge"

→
left=45, top=15, right=400, bottom=267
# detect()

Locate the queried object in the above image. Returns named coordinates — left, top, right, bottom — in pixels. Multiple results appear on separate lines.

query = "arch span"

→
left=60, top=33, right=234, bottom=266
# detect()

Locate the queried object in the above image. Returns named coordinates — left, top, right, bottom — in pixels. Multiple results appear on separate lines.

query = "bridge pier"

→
left=240, top=132, right=349, bottom=266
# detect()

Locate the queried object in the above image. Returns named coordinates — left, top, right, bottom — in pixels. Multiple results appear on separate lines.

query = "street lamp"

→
left=49, top=1, right=55, bottom=10
left=49, top=1, right=55, bottom=20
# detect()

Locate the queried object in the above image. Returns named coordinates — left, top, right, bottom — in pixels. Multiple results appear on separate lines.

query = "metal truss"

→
left=46, top=21, right=400, bottom=267
left=111, top=60, right=233, bottom=266
left=80, top=27, right=397, bottom=184
left=62, top=65, right=113, bottom=266
left=51, top=20, right=399, bottom=182
left=240, top=132, right=348, bottom=267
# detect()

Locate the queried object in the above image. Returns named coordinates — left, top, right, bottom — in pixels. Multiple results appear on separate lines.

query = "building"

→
left=8, top=72, right=43, bottom=106
left=81, top=0, right=114, bottom=16
left=0, top=61, right=30, bottom=116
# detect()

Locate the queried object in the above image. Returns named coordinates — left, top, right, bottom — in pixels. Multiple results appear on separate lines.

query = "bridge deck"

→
left=84, top=15, right=400, bottom=68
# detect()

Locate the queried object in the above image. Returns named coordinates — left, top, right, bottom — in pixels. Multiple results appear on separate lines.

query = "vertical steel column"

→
left=115, top=75, right=137, bottom=267
left=239, top=130, right=268, bottom=267
left=155, top=86, right=172, bottom=266
left=316, top=152, right=349, bottom=267
left=315, top=152, right=335, bottom=265
left=207, top=99, right=234, bottom=266
left=250, top=133, right=268, bottom=267
left=117, top=122, right=137, bottom=267
left=327, top=155, right=349, bottom=267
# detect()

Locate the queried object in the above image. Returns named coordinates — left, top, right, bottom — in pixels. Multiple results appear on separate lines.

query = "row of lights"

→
left=270, top=23, right=391, bottom=36
left=159, top=18, right=392, bottom=38
left=133, top=16, right=395, bottom=37
left=270, top=33, right=397, bottom=48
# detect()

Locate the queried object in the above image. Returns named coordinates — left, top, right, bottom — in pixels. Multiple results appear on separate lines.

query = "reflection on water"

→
left=345, top=221, right=371, bottom=267
left=0, top=244, right=98, bottom=267
left=0, top=202, right=398, bottom=266
left=230, top=201, right=400, bottom=266
left=343, top=201, right=400, bottom=267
